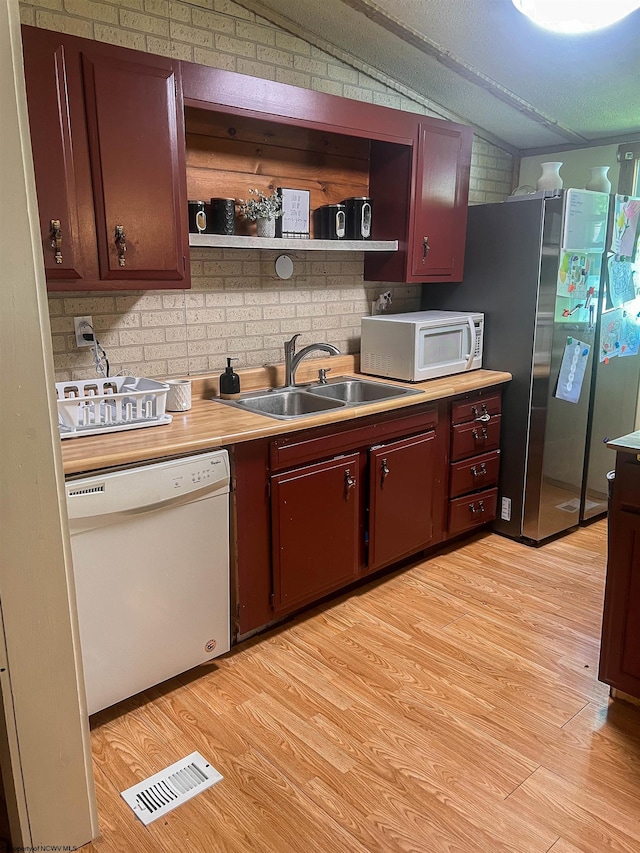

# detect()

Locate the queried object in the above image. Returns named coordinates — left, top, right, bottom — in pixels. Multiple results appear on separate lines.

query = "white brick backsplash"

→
left=244, top=319, right=280, bottom=336
left=139, top=309, right=185, bottom=327
left=165, top=326, right=188, bottom=341
left=208, top=321, right=244, bottom=337
left=205, top=291, right=244, bottom=306
left=187, top=338, right=228, bottom=355
left=191, top=6, right=234, bottom=31
left=264, top=305, right=295, bottom=319
left=118, top=328, right=166, bottom=345
left=29, top=0, right=514, bottom=382
left=225, top=305, right=263, bottom=321
left=280, top=317, right=311, bottom=333
left=227, top=336, right=264, bottom=352
left=244, top=290, right=279, bottom=305
left=143, top=342, right=188, bottom=360
left=297, top=303, right=326, bottom=317
left=185, top=307, right=226, bottom=323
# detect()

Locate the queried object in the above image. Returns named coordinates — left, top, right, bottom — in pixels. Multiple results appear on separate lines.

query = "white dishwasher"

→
left=65, top=449, right=230, bottom=715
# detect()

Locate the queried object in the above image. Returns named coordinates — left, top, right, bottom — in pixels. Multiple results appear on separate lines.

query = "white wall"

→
left=518, top=144, right=620, bottom=192
left=0, top=0, right=97, bottom=845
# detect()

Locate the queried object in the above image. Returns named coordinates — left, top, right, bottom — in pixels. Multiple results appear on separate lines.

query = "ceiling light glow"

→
left=512, top=0, right=640, bottom=33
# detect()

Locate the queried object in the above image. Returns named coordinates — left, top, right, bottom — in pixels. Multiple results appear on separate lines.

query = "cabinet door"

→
left=599, top=510, right=640, bottom=696
left=408, top=122, right=471, bottom=282
left=368, top=431, right=436, bottom=571
left=81, top=49, right=189, bottom=284
left=271, top=453, right=363, bottom=613
left=21, top=27, right=98, bottom=282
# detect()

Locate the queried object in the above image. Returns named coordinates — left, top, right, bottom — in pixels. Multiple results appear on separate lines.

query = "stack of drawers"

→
left=448, top=391, right=501, bottom=536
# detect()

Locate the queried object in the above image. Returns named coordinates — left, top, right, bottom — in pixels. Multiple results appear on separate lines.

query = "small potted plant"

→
left=237, top=188, right=283, bottom=238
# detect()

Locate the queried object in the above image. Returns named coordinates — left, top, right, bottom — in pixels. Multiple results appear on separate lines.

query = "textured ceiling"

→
left=243, top=0, right=640, bottom=152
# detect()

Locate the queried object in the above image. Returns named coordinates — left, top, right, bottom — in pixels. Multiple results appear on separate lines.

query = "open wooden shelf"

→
left=188, top=234, right=398, bottom=252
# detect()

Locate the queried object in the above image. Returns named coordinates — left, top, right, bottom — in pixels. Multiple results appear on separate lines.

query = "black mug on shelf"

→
left=343, top=196, right=372, bottom=240
left=209, top=198, right=236, bottom=235
left=188, top=200, right=207, bottom=234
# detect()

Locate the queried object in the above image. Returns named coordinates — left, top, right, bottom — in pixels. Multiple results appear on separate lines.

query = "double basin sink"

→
left=218, top=378, right=423, bottom=420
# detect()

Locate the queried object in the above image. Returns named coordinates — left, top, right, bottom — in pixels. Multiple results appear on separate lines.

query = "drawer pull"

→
left=471, top=403, right=490, bottom=421
left=344, top=468, right=357, bottom=500
left=472, top=427, right=488, bottom=441
left=471, top=463, right=487, bottom=477
left=469, top=500, right=485, bottom=515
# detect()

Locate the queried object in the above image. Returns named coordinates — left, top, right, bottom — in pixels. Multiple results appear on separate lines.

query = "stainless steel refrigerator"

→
left=423, top=189, right=640, bottom=543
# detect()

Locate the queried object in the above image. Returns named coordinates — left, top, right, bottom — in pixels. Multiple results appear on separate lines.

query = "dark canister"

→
left=313, top=204, right=346, bottom=240
left=343, top=196, right=372, bottom=240
left=209, top=198, right=236, bottom=235
left=188, top=200, right=207, bottom=234
left=323, top=204, right=346, bottom=240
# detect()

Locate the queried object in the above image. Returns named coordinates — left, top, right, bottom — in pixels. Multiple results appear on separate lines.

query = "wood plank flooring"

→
left=86, top=520, right=640, bottom=852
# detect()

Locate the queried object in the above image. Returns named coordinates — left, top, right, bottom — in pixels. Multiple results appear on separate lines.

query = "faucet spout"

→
left=283, top=334, right=340, bottom=387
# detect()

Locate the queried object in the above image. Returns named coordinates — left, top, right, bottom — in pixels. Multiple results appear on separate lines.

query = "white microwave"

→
left=360, top=310, right=484, bottom=382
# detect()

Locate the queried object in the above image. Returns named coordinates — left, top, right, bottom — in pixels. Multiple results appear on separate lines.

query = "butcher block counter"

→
left=60, top=356, right=511, bottom=475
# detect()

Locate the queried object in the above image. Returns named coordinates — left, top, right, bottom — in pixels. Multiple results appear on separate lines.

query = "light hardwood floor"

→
left=87, top=519, right=640, bottom=852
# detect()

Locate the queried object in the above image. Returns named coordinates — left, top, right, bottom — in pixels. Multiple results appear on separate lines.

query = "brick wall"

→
left=20, top=0, right=515, bottom=381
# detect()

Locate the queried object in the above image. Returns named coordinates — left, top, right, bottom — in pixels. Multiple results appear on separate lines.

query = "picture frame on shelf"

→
left=276, top=188, right=310, bottom=238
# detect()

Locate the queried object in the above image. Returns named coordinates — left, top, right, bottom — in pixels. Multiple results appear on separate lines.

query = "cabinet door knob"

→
left=114, top=225, right=126, bottom=267
left=344, top=468, right=356, bottom=500
left=422, top=236, right=430, bottom=263
left=381, top=458, right=390, bottom=487
left=50, top=219, right=63, bottom=264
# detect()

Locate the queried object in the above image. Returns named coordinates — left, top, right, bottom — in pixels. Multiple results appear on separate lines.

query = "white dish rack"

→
left=56, top=377, right=172, bottom=439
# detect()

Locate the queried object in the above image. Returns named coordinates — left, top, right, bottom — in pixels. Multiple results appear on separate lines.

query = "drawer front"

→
left=449, top=450, right=500, bottom=499
left=448, top=487, right=498, bottom=535
left=614, top=453, right=640, bottom=512
left=270, top=404, right=439, bottom=472
left=451, top=393, right=501, bottom=426
left=451, top=415, right=501, bottom=462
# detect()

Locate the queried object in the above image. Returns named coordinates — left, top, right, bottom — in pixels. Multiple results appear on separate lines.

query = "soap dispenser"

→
left=219, top=357, right=241, bottom=400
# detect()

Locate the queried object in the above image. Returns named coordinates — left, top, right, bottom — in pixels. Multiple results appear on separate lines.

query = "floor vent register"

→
left=121, top=751, right=222, bottom=825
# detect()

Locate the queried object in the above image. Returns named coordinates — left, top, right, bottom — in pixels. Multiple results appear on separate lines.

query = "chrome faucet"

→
left=283, top=334, right=340, bottom=387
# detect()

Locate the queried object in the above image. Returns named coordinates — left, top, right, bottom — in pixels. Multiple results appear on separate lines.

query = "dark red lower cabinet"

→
left=271, top=453, right=365, bottom=614
left=368, top=431, right=436, bottom=571
left=599, top=450, right=640, bottom=698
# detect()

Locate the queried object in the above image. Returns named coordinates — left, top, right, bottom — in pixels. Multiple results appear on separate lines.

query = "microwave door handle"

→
left=464, top=316, right=475, bottom=369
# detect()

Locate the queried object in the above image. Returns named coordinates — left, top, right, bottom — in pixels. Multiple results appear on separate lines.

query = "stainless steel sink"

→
left=233, top=388, right=346, bottom=419
left=215, top=377, right=423, bottom=420
left=308, top=378, right=421, bottom=405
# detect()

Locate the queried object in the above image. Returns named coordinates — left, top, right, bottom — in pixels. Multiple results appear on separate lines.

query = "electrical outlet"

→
left=74, top=315, right=94, bottom=347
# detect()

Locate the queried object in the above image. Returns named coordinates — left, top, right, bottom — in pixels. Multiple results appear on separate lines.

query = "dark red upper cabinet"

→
left=181, top=61, right=473, bottom=285
left=366, top=120, right=472, bottom=284
left=409, top=122, right=472, bottom=282
left=21, top=26, right=190, bottom=291
left=21, top=27, right=98, bottom=283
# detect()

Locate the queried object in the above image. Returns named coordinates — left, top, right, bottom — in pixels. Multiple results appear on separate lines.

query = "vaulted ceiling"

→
left=245, top=0, right=640, bottom=153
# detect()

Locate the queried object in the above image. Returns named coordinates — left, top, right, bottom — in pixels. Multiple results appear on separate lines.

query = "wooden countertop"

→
left=61, top=357, right=511, bottom=475
left=607, top=431, right=640, bottom=454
